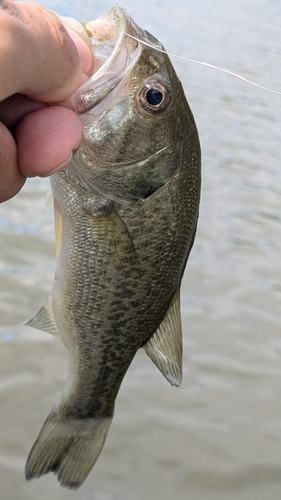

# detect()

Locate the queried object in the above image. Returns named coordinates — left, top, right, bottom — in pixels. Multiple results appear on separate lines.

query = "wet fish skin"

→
left=25, top=6, right=201, bottom=489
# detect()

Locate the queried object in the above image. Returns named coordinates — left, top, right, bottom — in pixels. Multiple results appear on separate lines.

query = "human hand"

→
left=0, top=0, right=94, bottom=203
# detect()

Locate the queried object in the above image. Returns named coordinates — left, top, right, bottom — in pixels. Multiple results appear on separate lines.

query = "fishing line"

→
left=126, top=33, right=281, bottom=96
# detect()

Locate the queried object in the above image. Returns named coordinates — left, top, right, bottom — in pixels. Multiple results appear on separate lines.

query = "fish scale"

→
left=24, top=5, right=201, bottom=489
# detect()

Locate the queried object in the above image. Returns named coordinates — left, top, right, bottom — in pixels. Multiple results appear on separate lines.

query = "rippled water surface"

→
left=1, top=0, right=281, bottom=499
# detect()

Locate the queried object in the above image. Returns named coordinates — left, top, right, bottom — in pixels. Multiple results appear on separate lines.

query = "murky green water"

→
left=1, top=0, right=281, bottom=498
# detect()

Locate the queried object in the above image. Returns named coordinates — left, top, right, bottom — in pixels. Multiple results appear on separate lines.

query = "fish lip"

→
left=73, top=6, right=137, bottom=114
left=84, top=6, right=130, bottom=83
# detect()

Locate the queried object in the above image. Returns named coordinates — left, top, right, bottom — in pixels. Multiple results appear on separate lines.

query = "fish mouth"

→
left=72, top=6, right=140, bottom=114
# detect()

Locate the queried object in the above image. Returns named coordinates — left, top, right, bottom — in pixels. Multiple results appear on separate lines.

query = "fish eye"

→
left=137, top=80, right=171, bottom=115
left=146, top=88, right=163, bottom=106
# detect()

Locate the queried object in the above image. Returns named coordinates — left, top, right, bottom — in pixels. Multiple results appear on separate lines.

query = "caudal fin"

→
left=25, top=409, right=112, bottom=489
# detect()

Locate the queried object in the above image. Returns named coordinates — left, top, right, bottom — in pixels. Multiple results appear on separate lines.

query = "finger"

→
left=0, top=94, right=47, bottom=129
left=15, top=106, right=83, bottom=177
left=65, top=27, right=93, bottom=79
left=0, top=122, right=25, bottom=202
left=0, top=2, right=94, bottom=102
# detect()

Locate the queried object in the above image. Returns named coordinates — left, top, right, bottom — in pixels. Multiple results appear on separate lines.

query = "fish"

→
left=24, top=5, right=201, bottom=489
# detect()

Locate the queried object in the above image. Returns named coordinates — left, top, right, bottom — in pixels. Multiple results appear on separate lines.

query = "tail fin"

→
left=25, top=408, right=112, bottom=489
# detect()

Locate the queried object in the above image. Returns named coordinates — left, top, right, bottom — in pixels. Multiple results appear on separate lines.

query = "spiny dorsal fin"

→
left=24, top=296, right=60, bottom=337
left=144, top=287, right=182, bottom=387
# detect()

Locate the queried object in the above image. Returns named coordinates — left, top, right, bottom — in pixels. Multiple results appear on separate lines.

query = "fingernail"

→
left=66, top=28, right=94, bottom=76
left=40, top=152, right=73, bottom=177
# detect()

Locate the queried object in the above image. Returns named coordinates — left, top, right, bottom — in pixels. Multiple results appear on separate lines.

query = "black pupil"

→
left=146, top=88, right=163, bottom=106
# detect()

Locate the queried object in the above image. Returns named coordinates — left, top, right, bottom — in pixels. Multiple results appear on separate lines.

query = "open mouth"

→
left=61, top=7, right=139, bottom=115
left=83, top=9, right=124, bottom=75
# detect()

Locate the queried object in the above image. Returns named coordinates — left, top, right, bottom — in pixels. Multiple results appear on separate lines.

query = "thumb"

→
left=0, top=2, right=94, bottom=102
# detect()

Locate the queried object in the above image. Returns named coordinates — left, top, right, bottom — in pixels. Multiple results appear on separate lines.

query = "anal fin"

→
left=144, top=287, right=182, bottom=387
left=24, top=296, right=60, bottom=338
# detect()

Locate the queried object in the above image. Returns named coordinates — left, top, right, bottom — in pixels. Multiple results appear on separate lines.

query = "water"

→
left=0, top=0, right=281, bottom=498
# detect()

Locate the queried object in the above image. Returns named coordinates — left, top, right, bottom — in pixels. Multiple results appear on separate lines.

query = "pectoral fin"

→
left=24, top=296, right=60, bottom=338
left=144, top=287, right=182, bottom=387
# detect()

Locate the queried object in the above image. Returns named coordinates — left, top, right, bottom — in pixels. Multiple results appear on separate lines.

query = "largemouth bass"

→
left=25, top=6, right=201, bottom=489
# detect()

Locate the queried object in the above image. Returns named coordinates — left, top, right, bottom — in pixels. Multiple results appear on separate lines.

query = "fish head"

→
left=63, top=6, right=198, bottom=203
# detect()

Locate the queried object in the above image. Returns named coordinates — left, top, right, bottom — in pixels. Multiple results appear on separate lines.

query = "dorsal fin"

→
left=24, top=296, right=60, bottom=337
left=143, top=287, right=182, bottom=387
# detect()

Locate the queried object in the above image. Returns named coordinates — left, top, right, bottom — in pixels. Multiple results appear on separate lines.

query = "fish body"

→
left=25, top=6, right=201, bottom=489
